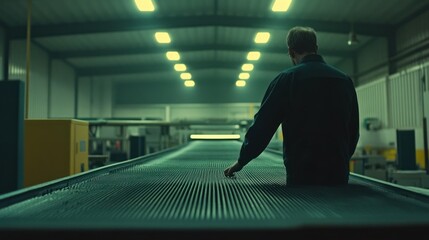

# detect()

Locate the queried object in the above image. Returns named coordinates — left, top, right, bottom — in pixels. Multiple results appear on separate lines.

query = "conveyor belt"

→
left=1, top=140, right=429, bottom=240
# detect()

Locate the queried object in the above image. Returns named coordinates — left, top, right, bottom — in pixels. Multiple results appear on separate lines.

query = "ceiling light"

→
left=239, top=73, right=250, bottom=80
left=184, top=80, right=195, bottom=87
left=348, top=24, right=359, bottom=46
left=348, top=32, right=359, bottom=45
left=180, top=73, right=192, bottom=80
left=155, top=32, right=171, bottom=44
left=190, top=134, right=241, bottom=140
left=135, top=0, right=155, bottom=12
left=241, top=63, right=254, bottom=71
left=236, top=80, right=246, bottom=87
left=247, top=51, right=261, bottom=61
left=174, top=64, right=187, bottom=71
left=166, top=51, right=180, bottom=61
left=271, top=0, right=292, bottom=12
left=255, top=32, right=270, bottom=44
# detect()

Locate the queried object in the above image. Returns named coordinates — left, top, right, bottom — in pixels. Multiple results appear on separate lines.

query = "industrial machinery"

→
left=24, top=119, right=89, bottom=187
left=1, top=140, right=429, bottom=240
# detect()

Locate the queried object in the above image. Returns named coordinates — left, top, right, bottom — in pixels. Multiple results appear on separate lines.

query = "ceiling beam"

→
left=51, top=43, right=350, bottom=59
left=10, top=16, right=392, bottom=39
left=76, top=61, right=286, bottom=77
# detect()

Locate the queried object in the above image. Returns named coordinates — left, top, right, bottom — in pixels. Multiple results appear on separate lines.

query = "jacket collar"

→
left=299, top=54, right=325, bottom=64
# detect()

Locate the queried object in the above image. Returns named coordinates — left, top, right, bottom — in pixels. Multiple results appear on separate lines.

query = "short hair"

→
left=286, top=26, right=318, bottom=54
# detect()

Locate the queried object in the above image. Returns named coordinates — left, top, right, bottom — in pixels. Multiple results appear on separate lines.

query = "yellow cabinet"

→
left=24, top=119, right=89, bottom=187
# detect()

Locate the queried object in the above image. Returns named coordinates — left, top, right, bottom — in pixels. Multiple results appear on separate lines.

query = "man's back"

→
left=224, top=27, right=360, bottom=186
left=280, top=54, right=359, bottom=185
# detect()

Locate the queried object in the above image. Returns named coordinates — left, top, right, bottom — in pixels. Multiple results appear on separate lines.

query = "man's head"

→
left=286, top=26, right=318, bottom=65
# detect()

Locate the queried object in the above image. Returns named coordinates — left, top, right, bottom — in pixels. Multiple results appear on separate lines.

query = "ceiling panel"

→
left=35, top=30, right=159, bottom=51
left=0, top=0, right=427, bottom=85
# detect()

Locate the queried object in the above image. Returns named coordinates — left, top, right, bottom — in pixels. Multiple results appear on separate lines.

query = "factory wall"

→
left=356, top=63, right=429, bottom=169
left=355, top=38, right=389, bottom=85
left=6, top=40, right=76, bottom=118
left=113, top=103, right=258, bottom=122
left=395, top=8, right=429, bottom=71
left=77, top=77, right=91, bottom=118
left=112, top=79, right=268, bottom=121
left=49, top=59, right=75, bottom=118
left=335, top=58, right=355, bottom=82
left=114, top=79, right=269, bottom=105
left=91, top=78, right=112, bottom=118
left=9, top=40, right=49, bottom=118
left=353, top=8, right=429, bottom=169
left=76, top=76, right=107, bottom=119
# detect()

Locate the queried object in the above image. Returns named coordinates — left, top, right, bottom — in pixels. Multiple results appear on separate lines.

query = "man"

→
left=224, top=26, right=360, bottom=186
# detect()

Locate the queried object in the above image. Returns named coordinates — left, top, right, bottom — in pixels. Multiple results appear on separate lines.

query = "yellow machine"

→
left=24, top=119, right=89, bottom=187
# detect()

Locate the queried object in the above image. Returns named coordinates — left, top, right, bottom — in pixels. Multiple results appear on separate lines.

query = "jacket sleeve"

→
left=237, top=74, right=286, bottom=167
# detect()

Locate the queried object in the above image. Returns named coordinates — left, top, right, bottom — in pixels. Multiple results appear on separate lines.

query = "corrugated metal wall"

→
left=91, top=78, right=112, bottom=118
left=113, top=103, right=257, bottom=122
left=113, top=104, right=167, bottom=120
left=77, top=77, right=91, bottom=118
left=395, top=9, right=429, bottom=71
left=356, top=77, right=388, bottom=128
left=356, top=38, right=389, bottom=85
left=9, top=40, right=49, bottom=118
left=8, top=40, right=77, bottom=118
left=396, top=10, right=429, bottom=53
left=357, top=66, right=425, bottom=130
left=388, top=68, right=423, bottom=128
left=8, top=40, right=26, bottom=85
left=49, top=59, right=75, bottom=118
left=27, top=45, right=49, bottom=118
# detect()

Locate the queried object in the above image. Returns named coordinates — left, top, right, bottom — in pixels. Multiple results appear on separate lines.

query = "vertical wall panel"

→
left=50, top=60, right=75, bottom=118
left=388, top=69, right=423, bottom=128
left=9, top=40, right=49, bottom=118
left=396, top=9, right=429, bottom=52
left=77, top=77, right=91, bottom=118
left=113, top=105, right=166, bottom=120
left=424, top=65, right=429, bottom=149
left=356, top=77, right=388, bottom=129
left=8, top=40, right=26, bottom=83
left=356, top=38, right=389, bottom=85
left=395, top=9, right=429, bottom=70
left=28, top=43, right=49, bottom=118
left=113, top=103, right=257, bottom=122
left=91, top=78, right=112, bottom=118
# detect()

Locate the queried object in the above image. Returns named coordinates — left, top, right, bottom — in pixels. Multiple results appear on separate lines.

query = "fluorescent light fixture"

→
left=135, top=0, right=155, bottom=12
left=155, top=32, right=171, bottom=43
left=239, top=72, right=250, bottom=79
left=180, top=72, right=192, bottom=80
left=255, top=32, right=270, bottom=43
left=166, top=51, right=180, bottom=61
left=190, top=134, right=241, bottom=140
left=236, top=80, right=246, bottom=87
left=241, top=63, right=254, bottom=71
left=184, top=80, right=195, bottom=87
left=247, top=51, right=261, bottom=61
left=174, top=64, right=187, bottom=71
left=271, top=0, right=292, bottom=12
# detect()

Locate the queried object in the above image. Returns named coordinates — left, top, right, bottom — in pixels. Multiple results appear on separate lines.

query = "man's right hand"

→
left=224, top=161, right=243, bottom=178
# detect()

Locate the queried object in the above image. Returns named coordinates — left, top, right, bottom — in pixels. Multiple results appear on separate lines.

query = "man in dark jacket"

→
left=224, top=26, right=360, bottom=186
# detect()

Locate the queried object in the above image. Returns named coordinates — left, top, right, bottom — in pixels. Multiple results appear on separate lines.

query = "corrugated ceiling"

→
left=0, top=0, right=428, bottom=85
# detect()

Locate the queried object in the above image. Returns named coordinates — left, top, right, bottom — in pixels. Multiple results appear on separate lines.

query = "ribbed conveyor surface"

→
left=1, top=140, right=429, bottom=240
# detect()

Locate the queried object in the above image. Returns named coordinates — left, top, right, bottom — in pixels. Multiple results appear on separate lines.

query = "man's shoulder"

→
left=277, top=65, right=300, bottom=78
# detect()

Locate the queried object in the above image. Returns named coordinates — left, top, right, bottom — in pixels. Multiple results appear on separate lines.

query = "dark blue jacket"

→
left=237, top=54, right=360, bottom=185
